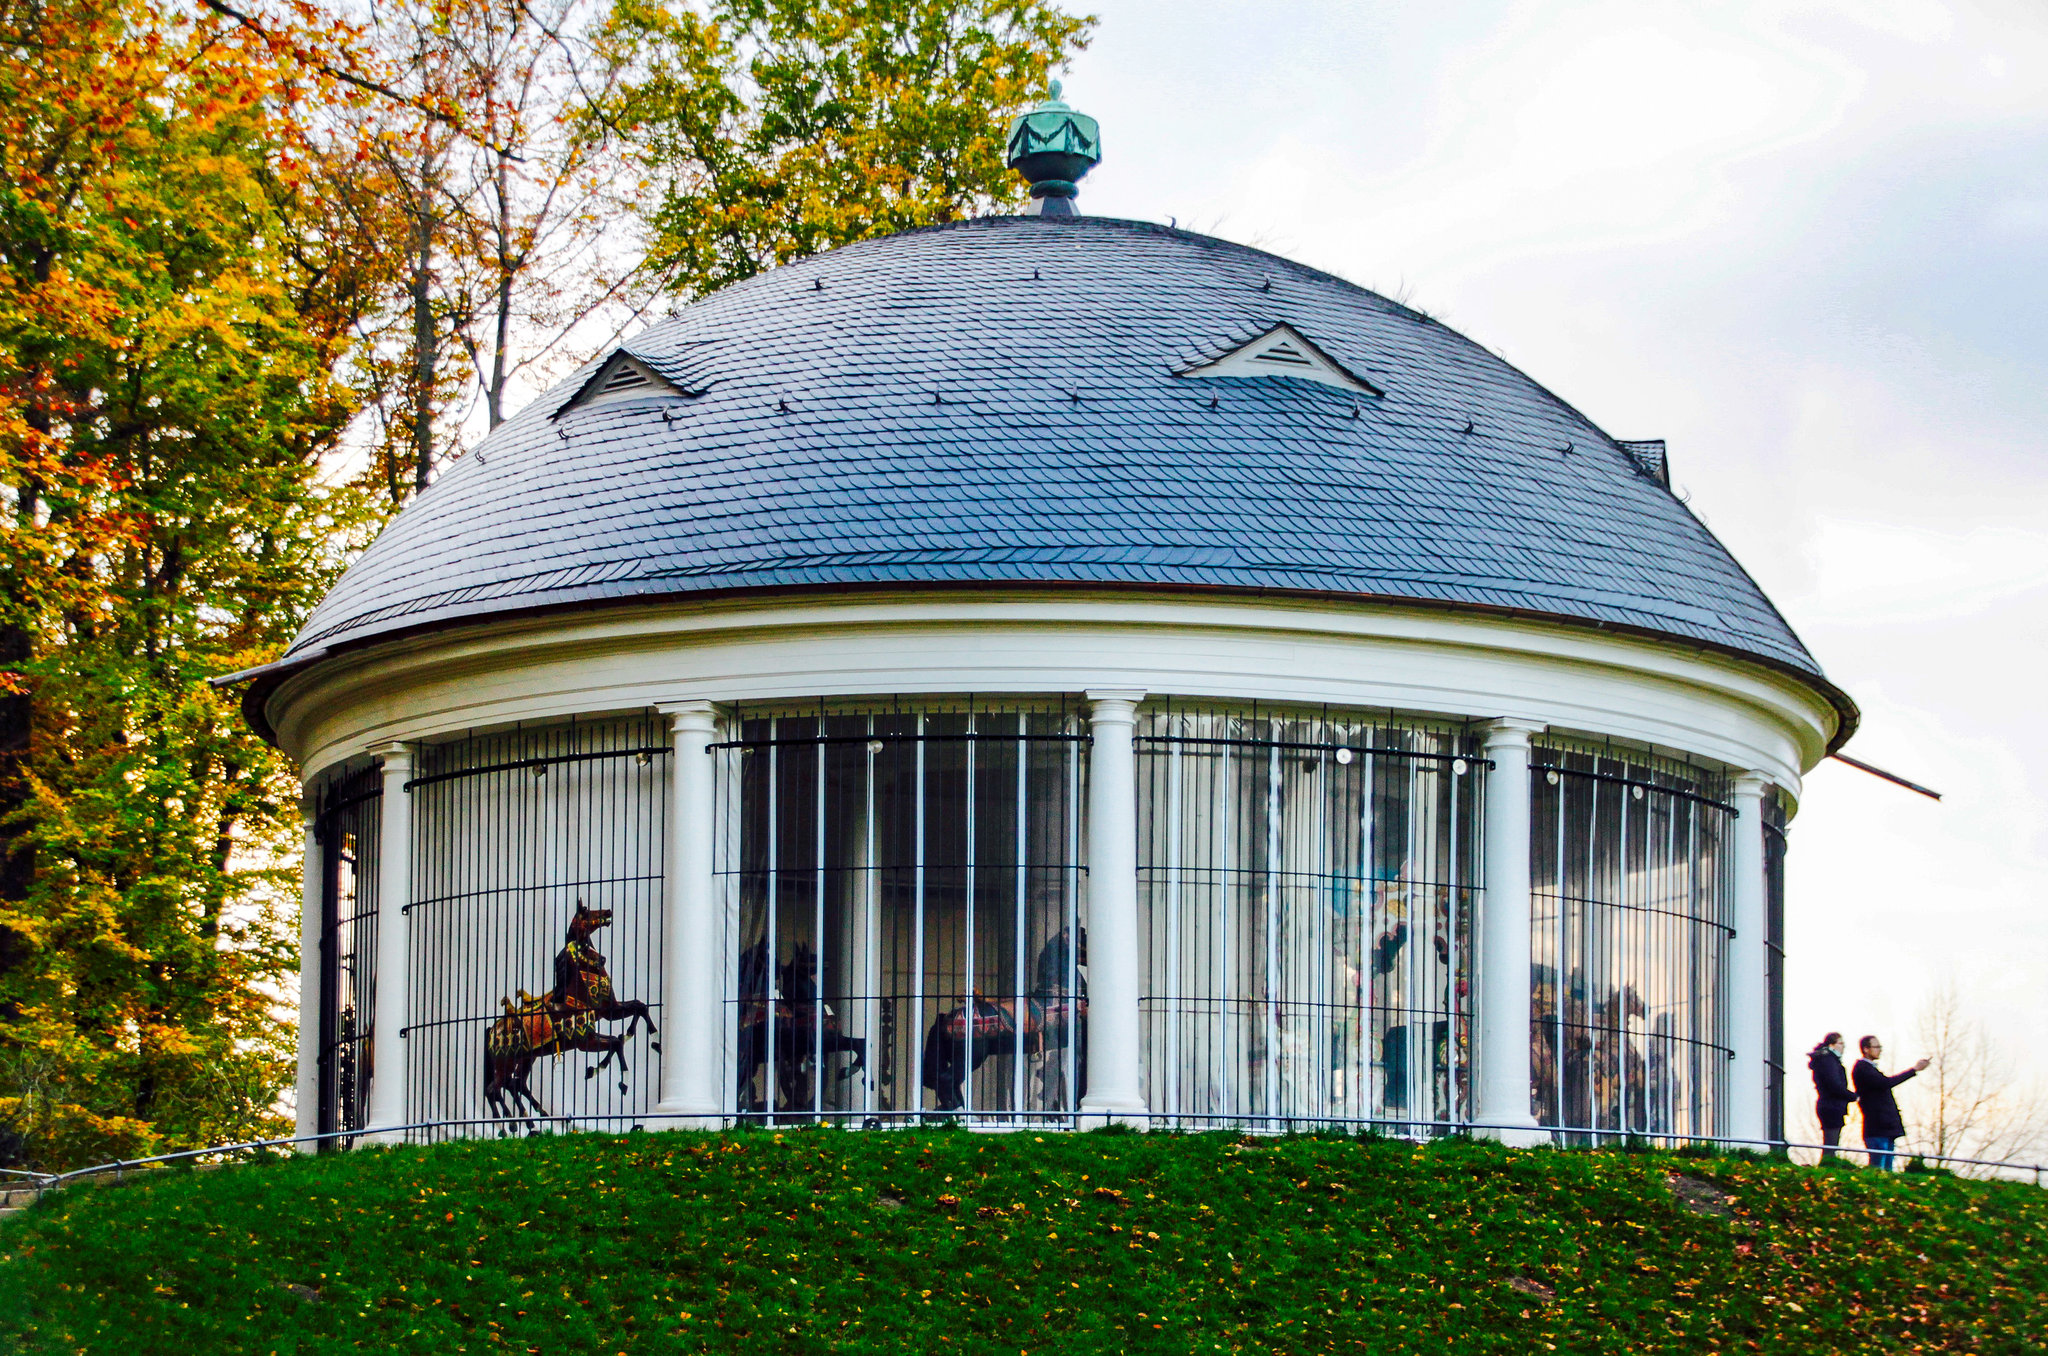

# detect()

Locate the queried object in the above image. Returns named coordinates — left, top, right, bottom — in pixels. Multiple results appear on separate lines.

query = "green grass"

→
left=0, top=1127, right=2041, bottom=1353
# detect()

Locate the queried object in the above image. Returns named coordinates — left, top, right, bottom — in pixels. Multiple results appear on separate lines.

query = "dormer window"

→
left=1177, top=323, right=1383, bottom=397
left=554, top=350, right=693, bottom=417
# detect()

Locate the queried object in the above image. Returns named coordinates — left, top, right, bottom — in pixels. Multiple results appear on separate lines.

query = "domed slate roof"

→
left=289, top=215, right=1837, bottom=704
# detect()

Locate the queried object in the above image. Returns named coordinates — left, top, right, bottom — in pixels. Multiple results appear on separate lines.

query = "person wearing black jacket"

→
left=1807, top=1032, right=1855, bottom=1159
left=1852, top=1035, right=1931, bottom=1170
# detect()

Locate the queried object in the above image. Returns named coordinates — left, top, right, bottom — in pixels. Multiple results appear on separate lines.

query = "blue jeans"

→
left=1865, top=1135, right=1897, bottom=1170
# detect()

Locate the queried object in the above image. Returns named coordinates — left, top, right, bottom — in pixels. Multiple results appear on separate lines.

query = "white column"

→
left=365, top=742, right=413, bottom=1143
left=1080, top=689, right=1147, bottom=1125
left=655, top=701, right=723, bottom=1127
left=1726, top=772, right=1769, bottom=1146
left=1476, top=719, right=1546, bottom=1146
left=294, top=784, right=322, bottom=1152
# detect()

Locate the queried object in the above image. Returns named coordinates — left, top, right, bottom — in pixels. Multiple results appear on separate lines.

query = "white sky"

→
left=1064, top=0, right=2048, bottom=1084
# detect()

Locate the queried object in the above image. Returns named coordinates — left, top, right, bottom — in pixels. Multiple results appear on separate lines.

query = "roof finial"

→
left=1006, top=81, right=1100, bottom=217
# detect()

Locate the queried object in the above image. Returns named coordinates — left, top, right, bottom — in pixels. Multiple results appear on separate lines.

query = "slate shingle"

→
left=292, top=215, right=1828, bottom=687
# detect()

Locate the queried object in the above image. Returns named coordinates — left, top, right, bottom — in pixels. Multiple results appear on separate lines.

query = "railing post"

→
left=1476, top=719, right=1546, bottom=1147
left=294, top=782, right=321, bottom=1153
left=1727, top=772, right=1769, bottom=1146
left=1080, top=689, right=1147, bottom=1126
left=365, top=742, right=413, bottom=1144
left=655, top=702, right=723, bottom=1127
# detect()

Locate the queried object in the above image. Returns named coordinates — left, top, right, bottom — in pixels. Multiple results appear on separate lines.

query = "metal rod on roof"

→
left=1828, top=752, right=1942, bottom=801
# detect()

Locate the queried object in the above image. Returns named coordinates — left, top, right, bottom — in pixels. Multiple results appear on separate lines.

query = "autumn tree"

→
left=0, top=0, right=1085, bottom=1168
left=0, top=0, right=385, bottom=1167
left=604, top=0, right=1091, bottom=300
left=253, top=0, right=1089, bottom=508
left=277, top=0, right=654, bottom=505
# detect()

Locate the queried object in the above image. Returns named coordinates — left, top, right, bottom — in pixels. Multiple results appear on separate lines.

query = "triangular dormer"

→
left=553, top=350, right=693, bottom=418
left=1177, top=323, right=1383, bottom=397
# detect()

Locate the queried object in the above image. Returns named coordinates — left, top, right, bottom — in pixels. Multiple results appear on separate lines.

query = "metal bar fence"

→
left=1136, top=704, right=1483, bottom=1132
left=290, top=710, right=1804, bottom=1169
left=714, top=700, right=1089, bottom=1126
left=1763, top=790, right=1790, bottom=1147
left=314, top=764, right=383, bottom=1147
left=1531, top=738, right=1735, bottom=1146
left=404, top=716, right=669, bottom=1142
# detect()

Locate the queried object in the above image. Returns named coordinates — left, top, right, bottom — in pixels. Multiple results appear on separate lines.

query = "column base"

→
left=1473, top=1121, right=1550, bottom=1149
left=1077, top=1098, right=1150, bottom=1131
left=652, top=1101, right=725, bottom=1131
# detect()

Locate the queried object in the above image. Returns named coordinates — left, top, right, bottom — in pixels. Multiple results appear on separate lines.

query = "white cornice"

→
left=268, top=589, right=1836, bottom=807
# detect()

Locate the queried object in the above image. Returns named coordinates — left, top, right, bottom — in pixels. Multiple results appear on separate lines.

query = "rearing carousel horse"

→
left=482, top=902, right=659, bottom=1134
left=921, top=926, right=1088, bottom=1112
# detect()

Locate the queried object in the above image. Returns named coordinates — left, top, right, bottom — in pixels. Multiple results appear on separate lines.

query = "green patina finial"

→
left=1006, top=81, right=1100, bottom=215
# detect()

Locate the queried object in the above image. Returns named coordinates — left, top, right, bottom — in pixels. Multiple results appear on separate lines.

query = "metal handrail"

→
left=11, top=1113, right=2045, bottom=1200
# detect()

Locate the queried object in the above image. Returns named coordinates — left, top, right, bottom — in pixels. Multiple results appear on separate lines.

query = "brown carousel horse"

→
left=734, top=940, right=867, bottom=1113
left=921, top=926, right=1087, bottom=1112
left=482, top=902, right=659, bottom=1134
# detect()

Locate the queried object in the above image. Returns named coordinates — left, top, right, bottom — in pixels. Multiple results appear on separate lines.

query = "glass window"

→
left=1136, top=706, right=1480, bottom=1130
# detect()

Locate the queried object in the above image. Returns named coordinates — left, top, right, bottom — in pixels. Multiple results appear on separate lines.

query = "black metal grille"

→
left=716, top=702, right=1089, bottom=1124
left=1763, top=788, right=1789, bottom=1146
left=1136, top=705, right=1482, bottom=1130
left=1531, top=739, right=1733, bottom=1142
left=315, top=764, right=382, bottom=1146
left=405, top=717, right=669, bottom=1139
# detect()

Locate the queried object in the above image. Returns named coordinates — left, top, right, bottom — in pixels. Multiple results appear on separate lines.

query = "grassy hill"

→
left=0, top=1127, right=2040, bottom=1353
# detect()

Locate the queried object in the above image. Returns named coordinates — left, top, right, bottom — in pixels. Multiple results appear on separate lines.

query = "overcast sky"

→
left=1064, top=0, right=2048, bottom=1092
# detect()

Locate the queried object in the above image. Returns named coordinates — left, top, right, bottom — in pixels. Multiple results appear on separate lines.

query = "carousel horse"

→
left=920, top=927, right=1087, bottom=1112
left=482, top=902, right=658, bottom=1134
left=733, top=940, right=867, bottom=1112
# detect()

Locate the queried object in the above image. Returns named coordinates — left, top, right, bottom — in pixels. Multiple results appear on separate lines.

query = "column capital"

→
left=1084, top=688, right=1147, bottom=716
left=1732, top=771, right=1770, bottom=798
left=655, top=700, right=719, bottom=734
left=368, top=739, right=413, bottom=771
left=1480, top=717, right=1545, bottom=747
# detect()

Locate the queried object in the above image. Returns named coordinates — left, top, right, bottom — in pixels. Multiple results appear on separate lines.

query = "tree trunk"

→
left=487, top=150, right=514, bottom=431
left=410, top=159, right=438, bottom=495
